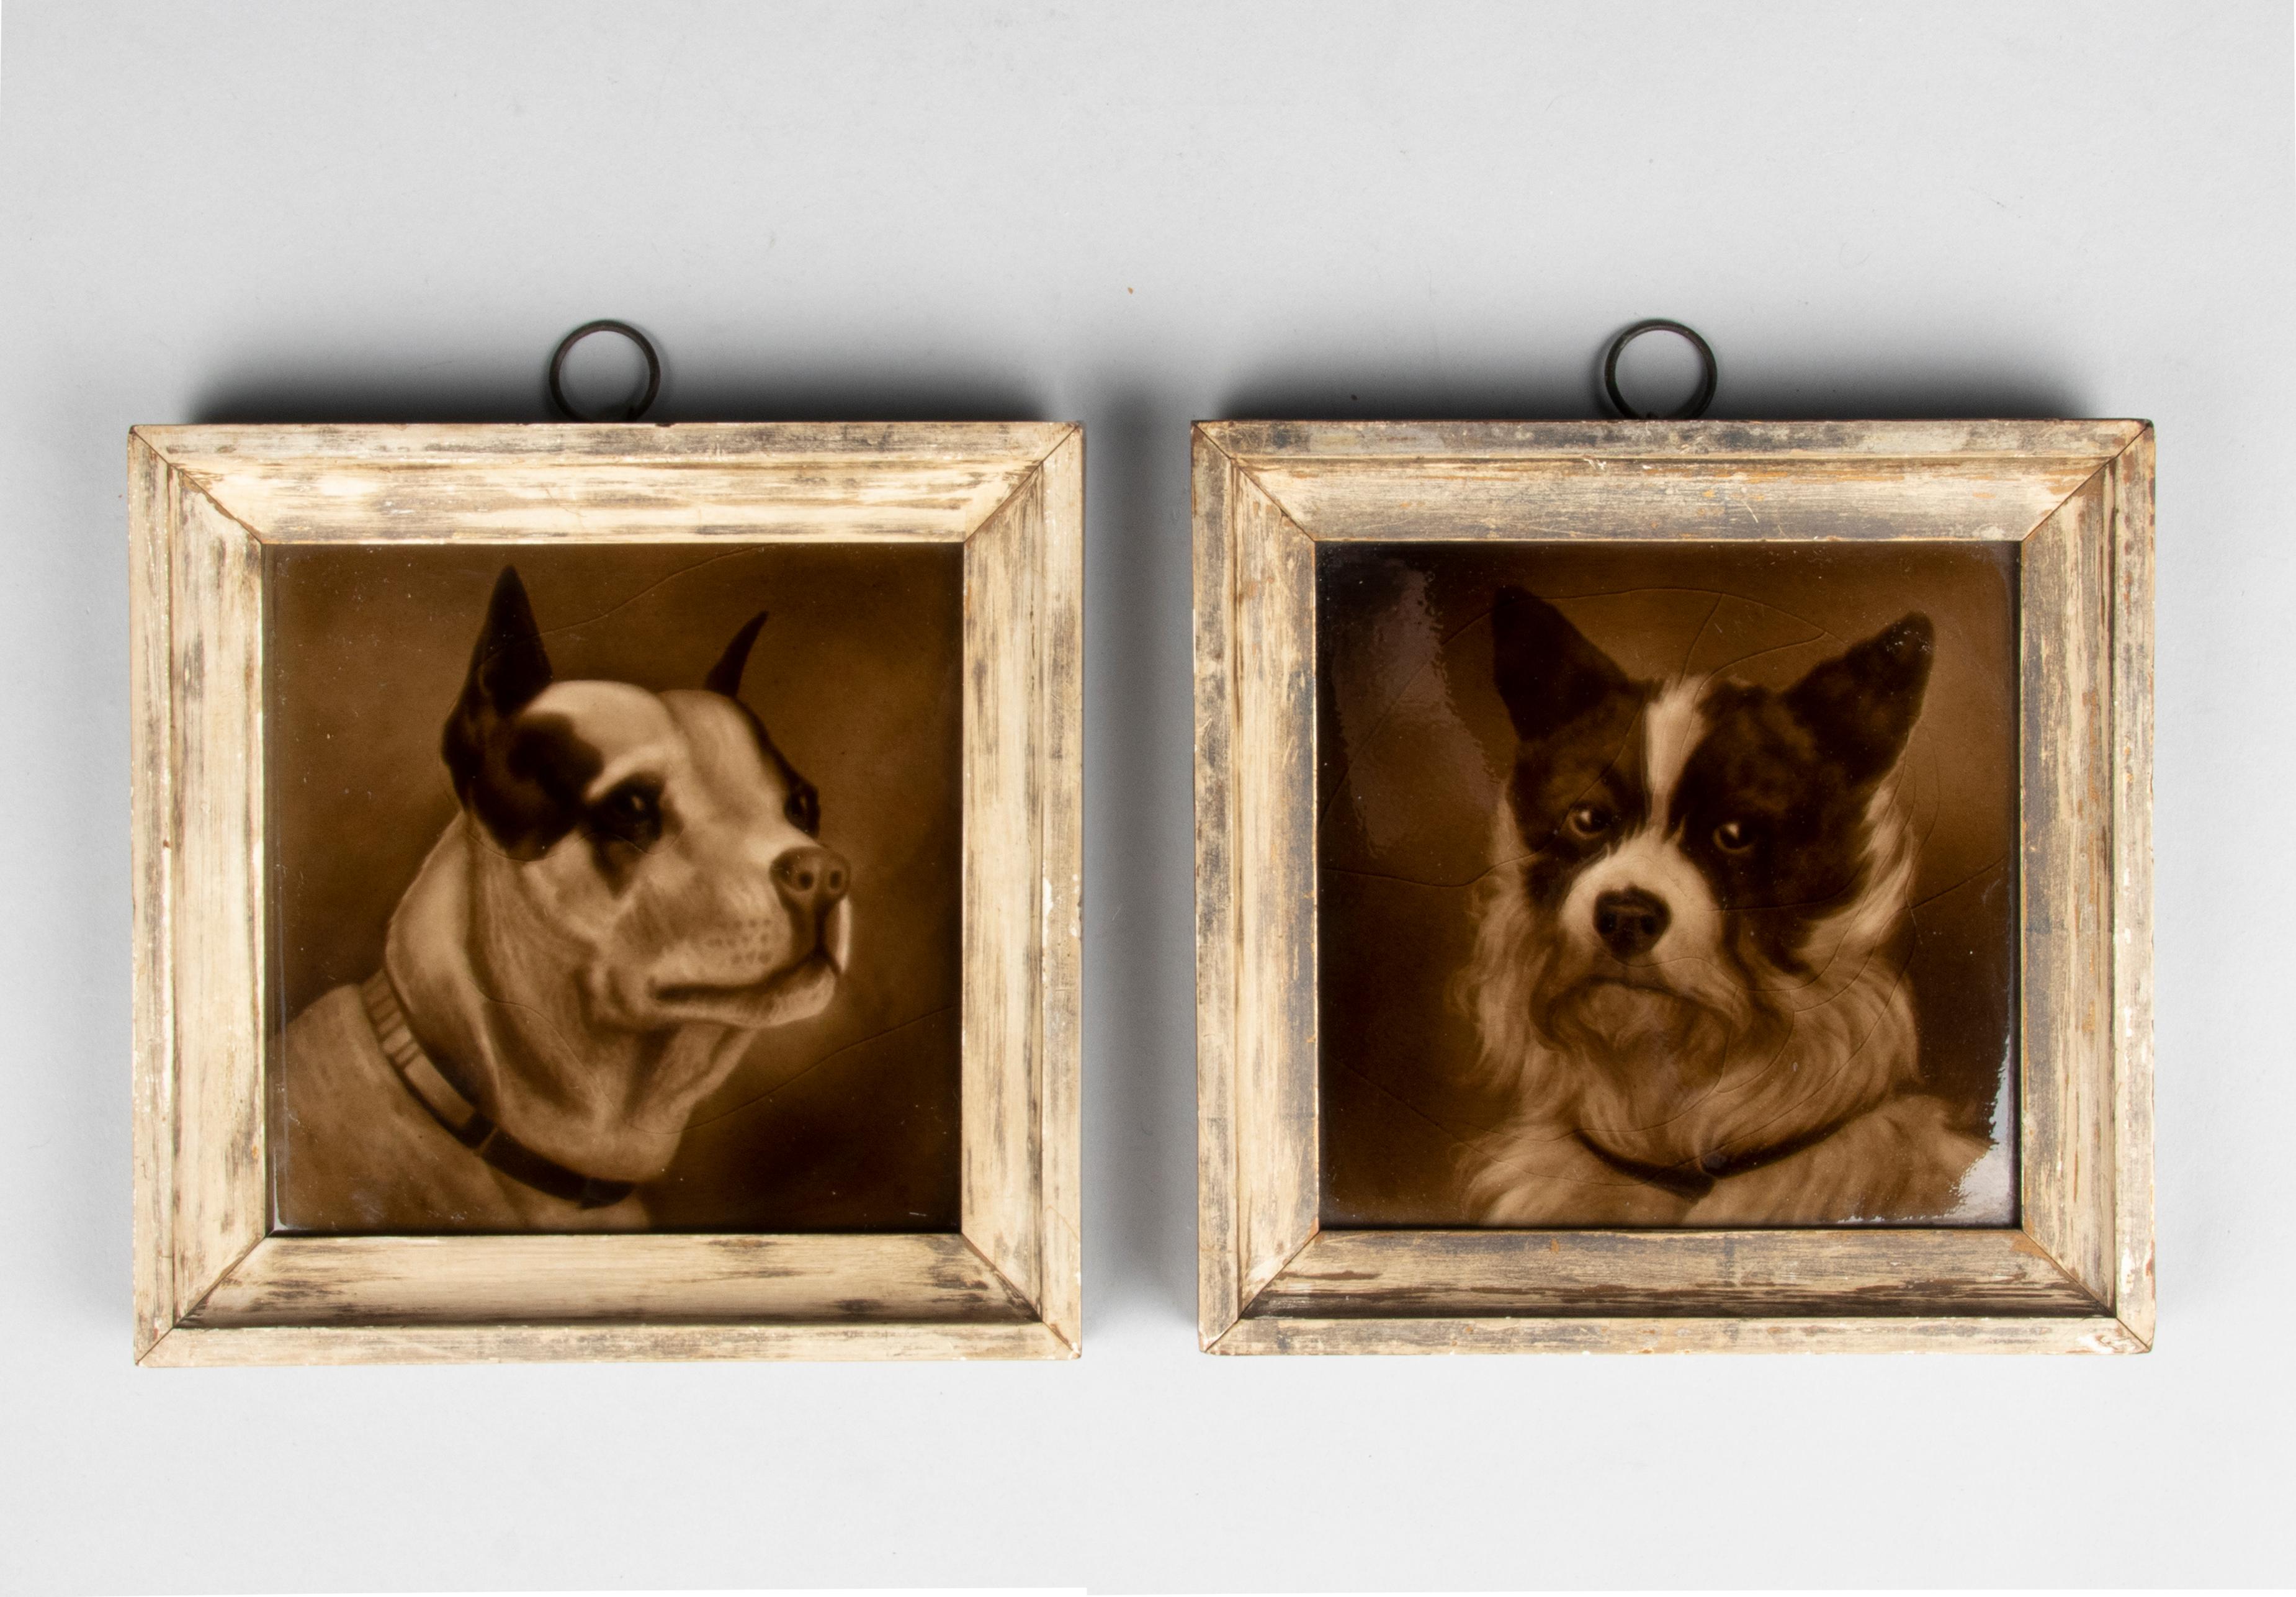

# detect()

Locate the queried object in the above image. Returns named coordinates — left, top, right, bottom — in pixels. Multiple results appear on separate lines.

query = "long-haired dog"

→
left=1456, top=588, right=1986, bottom=1225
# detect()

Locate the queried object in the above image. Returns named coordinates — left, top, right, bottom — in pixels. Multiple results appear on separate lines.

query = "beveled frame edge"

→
left=1193, top=418, right=2155, bottom=1355
left=129, top=422, right=1083, bottom=1365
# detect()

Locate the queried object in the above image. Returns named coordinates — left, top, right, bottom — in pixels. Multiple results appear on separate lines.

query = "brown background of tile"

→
left=1316, top=540, right=2020, bottom=1226
left=264, top=542, right=964, bottom=1231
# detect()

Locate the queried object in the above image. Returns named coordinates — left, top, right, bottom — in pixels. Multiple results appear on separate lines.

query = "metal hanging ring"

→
left=1602, top=319, right=1718, bottom=421
left=547, top=319, right=663, bottom=422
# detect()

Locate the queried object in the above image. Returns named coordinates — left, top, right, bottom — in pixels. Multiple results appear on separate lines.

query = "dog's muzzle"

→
left=775, top=844, right=851, bottom=973
left=1592, top=888, right=1670, bottom=961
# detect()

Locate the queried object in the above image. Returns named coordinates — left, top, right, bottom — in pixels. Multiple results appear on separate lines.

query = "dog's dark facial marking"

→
left=1669, top=682, right=1865, bottom=970
left=700, top=610, right=823, bottom=839
left=712, top=697, right=819, bottom=837
left=590, top=778, right=665, bottom=851
left=583, top=775, right=666, bottom=886
left=442, top=569, right=601, bottom=859
left=1668, top=614, right=1934, bottom=971
left=490, top=714, right=603, bottom=860
left=1491, top=588, right=1653, bottom=902
left=1509, top=695, right=1649, bottom=906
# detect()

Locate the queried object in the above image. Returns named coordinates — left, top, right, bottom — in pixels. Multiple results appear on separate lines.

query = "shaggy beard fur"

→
left=1456, top=788, right=1921, bottom=1218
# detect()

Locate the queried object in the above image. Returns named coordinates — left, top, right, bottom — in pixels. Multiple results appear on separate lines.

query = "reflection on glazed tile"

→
left=1317, top=540, right=2019, bottom=1230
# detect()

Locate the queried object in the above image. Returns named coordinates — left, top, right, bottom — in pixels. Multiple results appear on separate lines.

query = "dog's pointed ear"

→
left=1785, top=611, right=1934, bottom=786
left=462, top=566, right=553, bottom=718
left=441, top=567, right=591, bottom=858
left=705, top=611, right=769, bottom=700
left=1490, top=585, right=1631, bottom=742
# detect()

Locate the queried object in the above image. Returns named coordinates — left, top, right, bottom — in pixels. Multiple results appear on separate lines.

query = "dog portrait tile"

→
left=264, top=542, right=962, bottom=1233
left=1318, top=541, right=2018, bottom=1229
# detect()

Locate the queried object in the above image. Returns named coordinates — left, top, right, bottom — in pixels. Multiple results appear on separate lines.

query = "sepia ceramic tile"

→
left=264, top=543, right=963, bottom=1234
left=1317, top=541, right=2018, bottom=1228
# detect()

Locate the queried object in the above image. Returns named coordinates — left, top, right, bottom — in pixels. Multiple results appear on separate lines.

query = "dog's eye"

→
left=1564, top=803, right=1613, bottom=840
left=1713, top=819, right=1756, bottom=854
left=592, top=782, right=663, bottom=848
left=784, top=782, right=820, bottom=837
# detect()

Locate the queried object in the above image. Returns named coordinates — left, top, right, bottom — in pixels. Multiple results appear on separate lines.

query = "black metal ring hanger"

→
left=1602, top=318, right=1718, bottom=420
left=547, top=319, right=663, bottom=421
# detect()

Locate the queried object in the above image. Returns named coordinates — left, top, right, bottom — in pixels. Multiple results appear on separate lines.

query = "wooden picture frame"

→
left=1193, top=419, right=2154, bottom=1354
left=131, top=422, right=1082, bottom=1364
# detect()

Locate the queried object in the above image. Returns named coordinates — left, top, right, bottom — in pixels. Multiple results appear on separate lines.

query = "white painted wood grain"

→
left=2019, top=471, right=2117, bottom=1307
left=145, top=1319, right=1074, bottom=1367
left=1032, top=429, right=1086, bottom=1352
left=961, top=470, right=1046, bottom=1320
left=1191, top=436, right=1244, bottom=1346
left=1209, top=1314, right=2148, bottom=1357
left=128, top=434, right=179, bottom=1358
left=189, top=1233, right=1034, bottom=1325
left=137, top=423, right=1069, bottom=544
left=1201, top=418, right=2146, bottom=462
left=1250, top=1229, right=2099, bottom=1318
left=2109, top=428, right=2158, bottom=1347
left=168, top=484, right=268, bottom=1319
left=1229, top=474, right=1320, bottom=1310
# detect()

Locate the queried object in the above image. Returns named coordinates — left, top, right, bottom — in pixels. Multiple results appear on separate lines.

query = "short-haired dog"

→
left=276, top=567, right=850, bottom=1230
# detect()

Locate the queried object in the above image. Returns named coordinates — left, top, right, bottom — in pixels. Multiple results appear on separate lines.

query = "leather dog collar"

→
left=360, top=972, right=636, bottom=1211
left=1574, top=1115, right=1858, bottom=1204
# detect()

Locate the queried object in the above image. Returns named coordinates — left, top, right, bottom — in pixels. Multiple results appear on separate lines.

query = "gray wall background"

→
left=3, top=2, right=2289, bottom=1590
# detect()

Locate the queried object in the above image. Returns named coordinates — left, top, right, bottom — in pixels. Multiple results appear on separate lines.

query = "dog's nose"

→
left=773, top=845, right=850, bottom=912
left=1594, top=888, right=1670, bottom=960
